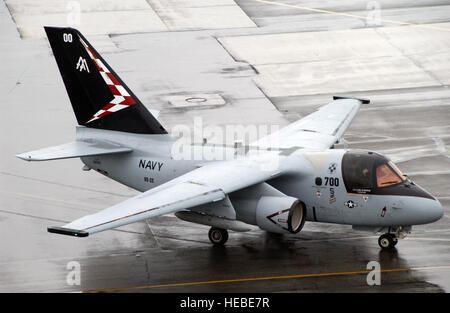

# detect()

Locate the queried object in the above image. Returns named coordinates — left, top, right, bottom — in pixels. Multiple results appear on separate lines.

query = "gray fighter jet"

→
left=17, top=27, right=443, bottom=250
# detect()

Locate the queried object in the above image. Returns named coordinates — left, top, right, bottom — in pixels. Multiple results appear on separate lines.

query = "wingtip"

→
left=48, top=226, right=89, bottom=237
left=16, top=153, right=32, bottom=161
left=333, top=96, right=370, bottom=104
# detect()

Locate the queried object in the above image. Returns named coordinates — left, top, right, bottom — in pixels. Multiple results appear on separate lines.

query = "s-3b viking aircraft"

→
left=17, top=27, right=443, bottom=250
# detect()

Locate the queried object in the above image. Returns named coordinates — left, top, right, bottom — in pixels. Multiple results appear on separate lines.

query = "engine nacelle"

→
left=256, top=196, right=306, bottom=234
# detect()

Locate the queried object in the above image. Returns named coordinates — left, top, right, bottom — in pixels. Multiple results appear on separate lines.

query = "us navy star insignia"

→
left=345, top=200, right=356, bottom=208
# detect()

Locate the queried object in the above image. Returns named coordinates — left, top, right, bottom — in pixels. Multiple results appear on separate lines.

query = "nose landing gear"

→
left=378, top=233, right=398, bottom=249
left=208, top=227, right=229, bottom=245
left=378, top=226, right=410, bottom=249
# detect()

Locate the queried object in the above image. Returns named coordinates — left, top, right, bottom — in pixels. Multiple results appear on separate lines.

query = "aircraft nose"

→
left=427, top=199, right=444, bottom=223
left=414, top=197, right=444, bottom=224
left=404, top=184, right=444, bottom=224
left=391, top=195, right=443, bottom=225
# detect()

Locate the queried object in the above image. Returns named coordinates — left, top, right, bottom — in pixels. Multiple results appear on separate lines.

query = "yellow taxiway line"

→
left=254, top=0, right=450, bottom=32
left=82, top=265, right=450, bottom=293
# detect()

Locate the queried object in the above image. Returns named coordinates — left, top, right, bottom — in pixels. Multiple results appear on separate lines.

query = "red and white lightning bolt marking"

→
left=80, top=38, right=135, bottom=123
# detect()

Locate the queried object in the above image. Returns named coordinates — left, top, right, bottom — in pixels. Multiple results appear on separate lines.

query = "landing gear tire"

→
left=208, top=227, right=228, bottom=245
left=378, top=233, right=397, bottom=249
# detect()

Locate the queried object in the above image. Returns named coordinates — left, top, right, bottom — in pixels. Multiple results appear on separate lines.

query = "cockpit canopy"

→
left=342, top=150, right=406, bottom=194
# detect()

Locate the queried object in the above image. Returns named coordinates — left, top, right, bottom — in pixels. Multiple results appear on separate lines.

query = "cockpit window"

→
left=376, top=163, right=402, bottom=187
left=342, top=152, right=375, bottom=193
left=388, top=161, right=407, bottom=180
left=342, top=151, right=407, bottom=194
left=342, top=150, right=433, bottom=199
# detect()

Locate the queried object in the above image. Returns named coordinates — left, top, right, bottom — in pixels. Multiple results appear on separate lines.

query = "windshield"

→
left=342, top=150, right=433, bottom=199
left=376, top=163, right=402, bottom=187
left=388, top=161, right=407, bottom=180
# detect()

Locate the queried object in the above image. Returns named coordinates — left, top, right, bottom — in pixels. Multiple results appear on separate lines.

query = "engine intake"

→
left=256, top=196, right=306, bottom=234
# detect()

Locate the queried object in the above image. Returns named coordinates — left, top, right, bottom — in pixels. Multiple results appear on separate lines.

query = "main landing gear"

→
left=208, top=227, right=229, bottom=245
left=378, top=233, right=398, bottom=249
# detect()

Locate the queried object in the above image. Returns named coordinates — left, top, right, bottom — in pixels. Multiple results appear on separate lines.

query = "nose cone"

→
left=413, top=197, right=444, bottom=224
left=427, top=199, right=444, bottom=223
left=393, top=197, right=444, bottom=225
left=401, top=184, right=444, bottom=224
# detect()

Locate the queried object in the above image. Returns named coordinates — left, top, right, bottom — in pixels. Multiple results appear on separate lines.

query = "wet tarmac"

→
left=1, top=0, right=449, bottom=292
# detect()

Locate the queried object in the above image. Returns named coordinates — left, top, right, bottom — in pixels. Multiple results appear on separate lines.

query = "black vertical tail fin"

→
left=44, top=26, right=167, bottom=134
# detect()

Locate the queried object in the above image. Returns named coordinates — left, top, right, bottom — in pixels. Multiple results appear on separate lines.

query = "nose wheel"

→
left=378, top=233, right=398, bottom=249
left=208, top=227, right=228, bottom=245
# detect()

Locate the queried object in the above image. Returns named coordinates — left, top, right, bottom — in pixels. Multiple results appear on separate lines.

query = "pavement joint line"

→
left=405, top=237, right=450, bottom=242
left=82, top=265, right=450, bottom=293
left=0, top=171, right=133, bottom=198
left=254, top=0, right=450, bottom=32
left=0, top=189, right=99, bottom=211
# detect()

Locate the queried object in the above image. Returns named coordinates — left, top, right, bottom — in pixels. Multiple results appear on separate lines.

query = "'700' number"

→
left=324, top=177, right=339, bottom=186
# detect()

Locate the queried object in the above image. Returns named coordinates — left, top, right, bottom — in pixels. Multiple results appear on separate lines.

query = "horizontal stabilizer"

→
left=16, top=140, right=132, bottom=161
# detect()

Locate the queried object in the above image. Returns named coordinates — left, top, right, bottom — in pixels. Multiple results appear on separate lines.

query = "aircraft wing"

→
left=253, top=97, right=368, bottom=151
left=48, top=156, right=282, bottom=237
left=16, top=140, right=132, bottom=161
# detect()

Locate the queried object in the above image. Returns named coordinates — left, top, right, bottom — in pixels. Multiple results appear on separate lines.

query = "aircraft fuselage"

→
left=79, top=126, right=443, bottom=231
